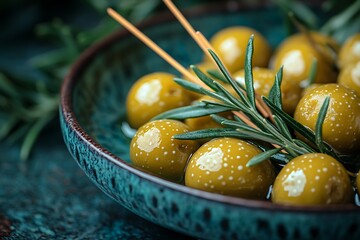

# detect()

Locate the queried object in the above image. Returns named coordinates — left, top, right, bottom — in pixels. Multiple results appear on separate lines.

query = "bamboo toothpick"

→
left=163, top=0, right=212, bottom=61
left=232, top=111, right=258, bottom=129
left=195, top=31, right=233, bottom=75
left=106, top=8, right=205, bottom=88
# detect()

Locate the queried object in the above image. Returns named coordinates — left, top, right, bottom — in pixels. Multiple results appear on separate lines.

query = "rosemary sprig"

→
left=155, top=36, right=341, bottom=167
left=315, top=96, right=330, bottom=153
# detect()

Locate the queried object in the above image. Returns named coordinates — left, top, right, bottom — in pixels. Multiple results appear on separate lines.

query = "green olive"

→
left=185, top=95, right=230, bottom=131
left=338, top=61, right=360, bottom=96
left=280, top=79, right=303, bottom=115
left=338, top=33, right=360, bottom=69
left=272, top=153, right=353, bottom=205
left=301, top=83, right=323, bottom=97
left=271, top=33, right=338, bottom=84
left=183, top=62, right=218, bottom=100
left=271, top=32, right=339, bottom=113
left=208, top=27, right=271, bottom=73
left=294, top=84, right=360, bottom=154
left=271, top=32, right=339, bottom=80
left=126, top=72, right=192, bottom=128
left=185, top=138, right=275, bottom=199
left=233, top=67, right=302, bottom=114
left=233, top=67, right=275, bottom=97
left=130, top=119, right=199, bottom=182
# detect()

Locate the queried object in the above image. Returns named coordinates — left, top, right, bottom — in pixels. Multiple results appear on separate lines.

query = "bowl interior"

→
left=72, top=7, right=285, bottom=163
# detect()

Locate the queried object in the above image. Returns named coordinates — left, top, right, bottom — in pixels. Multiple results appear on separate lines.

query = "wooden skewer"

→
left=163, top=0, right=212, bottom=61
left=232, top=111, right=258, bottom=129
left=106, top=8, right=206, bottom=88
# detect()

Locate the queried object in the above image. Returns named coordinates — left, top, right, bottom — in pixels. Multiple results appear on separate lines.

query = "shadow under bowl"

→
left=60, top=3, right=360, bottom=240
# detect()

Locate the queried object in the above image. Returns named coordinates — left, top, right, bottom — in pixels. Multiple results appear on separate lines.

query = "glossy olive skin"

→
left=209, top=27, right=271, bottom=73
left=338, top=61, right=360, bottom=96
left=272, top=153, right=353, bottom=205
left=294, top=84, right=360, bottom=154
left=185, top=138, right=275, bottom=199
left=126, top=72, right=192, bottom=128
left=130, top=120, right=199, bottom=182
left=338, top=33, right=360, bottom=69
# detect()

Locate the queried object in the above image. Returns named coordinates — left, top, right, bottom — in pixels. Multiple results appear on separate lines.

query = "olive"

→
left=183, top=62, right=218, bottom=100
left=271, top=32, right=338, bottom=84
left=338, top=33, right=360, bottom=69
left=185, top=95, right=231, bottom=131
left=270, top=33, right=339, bottom=110
left=301, top=83, right=322, bottom=97
left=280, top=79, right=303, bottom=115
left=272, top=153, right=353, bottom=205
left=130, top=119, right=199, bottom=182
left=209, top=26, right=271, bottom=73
left=126, top=72, right=192, bottom=128
left=233, top=67, right=302, bottom=114
left=233, top=67, right=276, bottom=97
left=338, top=61, right=360, bottom=96
left=184, top=138, right=275, bottom=199
left=294, top=84, right=360, bottom=154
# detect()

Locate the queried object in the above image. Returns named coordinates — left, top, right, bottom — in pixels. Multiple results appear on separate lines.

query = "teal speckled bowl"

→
left=60, top=3, right=360, bottom=239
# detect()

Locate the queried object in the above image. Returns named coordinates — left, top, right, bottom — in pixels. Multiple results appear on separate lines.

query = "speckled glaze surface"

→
left=60, top=3, right=360, bottom=240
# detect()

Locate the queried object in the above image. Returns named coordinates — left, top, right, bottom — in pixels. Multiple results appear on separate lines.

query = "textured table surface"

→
left=0, top=123, right=193, bottom=239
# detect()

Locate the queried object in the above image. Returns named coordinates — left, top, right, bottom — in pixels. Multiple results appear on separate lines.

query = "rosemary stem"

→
left=250, top=109, right=310, bottom=157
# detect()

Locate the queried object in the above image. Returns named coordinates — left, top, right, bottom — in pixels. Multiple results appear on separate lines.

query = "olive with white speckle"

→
left=208, top=27, right=272, bottom=73
left=338, top=61, right=360, bottom=96
left=272, top=153, right=353, bottom=205
left=130, top=119, right=199, bottom=182
left=338, top=33, right=360, bottom=69
left=126, top=72, right=192, bottom=129
left=294, top=84, right=360, bottom=154
left=184, top=138, right=275, bottom=199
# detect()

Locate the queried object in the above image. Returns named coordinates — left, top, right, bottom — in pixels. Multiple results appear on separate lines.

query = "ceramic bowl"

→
left=60, top=3, right=360, bottom=239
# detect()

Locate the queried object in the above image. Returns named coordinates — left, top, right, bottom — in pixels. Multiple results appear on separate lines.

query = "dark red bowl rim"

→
left=61, top=2, right=360, bottom=213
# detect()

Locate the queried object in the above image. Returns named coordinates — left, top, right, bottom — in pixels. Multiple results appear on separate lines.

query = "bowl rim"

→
left=61, top=2, right=360, bottom=213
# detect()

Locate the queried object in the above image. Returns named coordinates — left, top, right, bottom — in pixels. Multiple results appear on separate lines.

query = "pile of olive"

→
left=126, top=27, right=360, bottom=206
